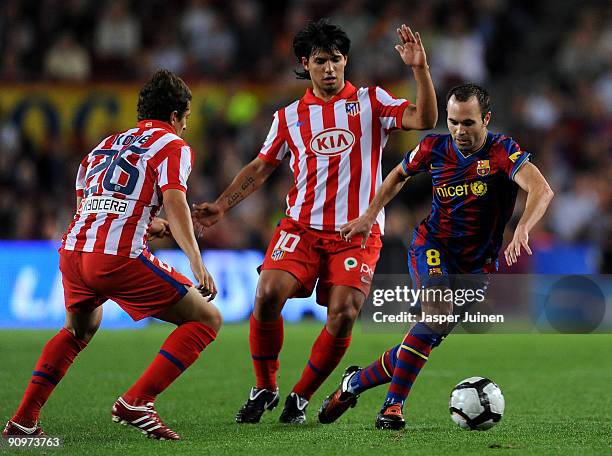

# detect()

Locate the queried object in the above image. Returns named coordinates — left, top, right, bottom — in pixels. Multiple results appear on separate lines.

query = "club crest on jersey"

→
left=429, top=267, right=442, bottom=276
left=271, top=249, right=285, bottom=261
left=309, top=128, right=355, bottom=156
left=345, top=101, right=360, bottom=116
left=476, top=159, right=490, bottom=176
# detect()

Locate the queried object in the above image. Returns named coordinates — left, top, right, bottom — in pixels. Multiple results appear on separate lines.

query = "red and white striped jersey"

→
left=61, top=120, right=193, bottom=258
left=258, top=82, right=410, bottom=233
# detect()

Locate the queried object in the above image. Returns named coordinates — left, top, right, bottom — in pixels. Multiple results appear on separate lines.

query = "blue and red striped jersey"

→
left=401, top=132, right=530, bottom=271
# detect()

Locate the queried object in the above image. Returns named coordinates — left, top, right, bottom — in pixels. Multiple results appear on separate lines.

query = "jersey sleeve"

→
left=156, top=141, right=193, bottom=193
left=258, top=111, right=289, bottom=165
left=498, top=136, right=530, bottom=181
left=75, top=156, right=88, bottom=198
left=401, top=136, right=434, bottom=176
left=373, top=86, right=411, bottom=131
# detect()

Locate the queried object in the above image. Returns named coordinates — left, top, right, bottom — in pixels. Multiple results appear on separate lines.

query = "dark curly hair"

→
left=292, top=19, right=351, bottom=80
left=446, top=83, right=490, bottom=120
left=137, top=69, right=192, bottom=122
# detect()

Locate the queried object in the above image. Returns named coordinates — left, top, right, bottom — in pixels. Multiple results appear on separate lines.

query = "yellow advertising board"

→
left=0, top=82, right=414, bottom=152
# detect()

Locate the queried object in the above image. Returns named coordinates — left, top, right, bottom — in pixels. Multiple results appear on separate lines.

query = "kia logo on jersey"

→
left=309, top=128, right=355, bottom=156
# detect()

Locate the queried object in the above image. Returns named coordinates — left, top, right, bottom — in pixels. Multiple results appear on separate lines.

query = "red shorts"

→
left=261, top=218, right=382, bottom=305
left=59, top=249, right=192, bottom=321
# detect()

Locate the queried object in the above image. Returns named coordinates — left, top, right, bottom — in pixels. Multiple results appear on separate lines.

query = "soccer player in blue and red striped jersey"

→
left=318, top=83, right=554, bottom=430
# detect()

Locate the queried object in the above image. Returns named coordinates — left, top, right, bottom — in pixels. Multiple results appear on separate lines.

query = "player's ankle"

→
left=344, top=369, right=361, bottom=395
left=121, top=393, right=155, bottom=405
left=11, top=415, right=36, bottom=428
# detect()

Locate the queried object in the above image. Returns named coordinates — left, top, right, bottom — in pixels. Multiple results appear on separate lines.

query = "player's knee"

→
left=198, top=304, right=223, bottom=332
left=256, top=280, right=287, bottom=304
left=328, top=304, right=360, bottom=326
left=254, top=281, right=287, bottom=320
left=64, top=324, right=98, bottom=343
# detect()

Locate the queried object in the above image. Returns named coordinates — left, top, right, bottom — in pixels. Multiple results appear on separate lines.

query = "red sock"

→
left=250, top=314, right=283, bottom=390
left=124, top=322, right=216, bottom=403
left=292, top=327, right=351, bottom=400
left=13, top=328, right=87, bottom=427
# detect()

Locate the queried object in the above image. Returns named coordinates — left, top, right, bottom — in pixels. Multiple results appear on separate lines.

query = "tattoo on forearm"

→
left=225, top=175, right=256, bottom=209
left=241, top=176, right=255, bottom=190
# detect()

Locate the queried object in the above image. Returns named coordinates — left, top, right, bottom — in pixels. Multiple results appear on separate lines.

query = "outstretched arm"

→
left=394, top=24, right=438, bottom=130
left=340, top=163, right=410, bottom=247
left=504, top=162, right=554, bottom=266
left=192, top=157, right=277, bottom=228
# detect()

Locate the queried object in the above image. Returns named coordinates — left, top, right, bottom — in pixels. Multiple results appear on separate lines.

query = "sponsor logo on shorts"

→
left=360, top=263, right=374, bottom=275
left=360, top=263, right=374, bottom=285
left=271, top=249, right=285, bottom=261
left=80, top=196, right=128, bottom=215
left=344, top=257, right=358, bottom=271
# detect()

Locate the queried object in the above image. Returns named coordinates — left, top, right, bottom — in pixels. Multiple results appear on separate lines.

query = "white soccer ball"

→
left=449, top=376, right=504, bottom=430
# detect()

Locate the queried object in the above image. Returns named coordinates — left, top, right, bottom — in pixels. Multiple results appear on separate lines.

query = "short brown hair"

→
left=446, top=83, right=490, bottom=120
left=137, top=69, right=192, bottom=122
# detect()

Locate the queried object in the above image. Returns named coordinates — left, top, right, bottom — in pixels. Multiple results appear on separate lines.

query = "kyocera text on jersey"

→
left=80, top=196, right=129, bottom=215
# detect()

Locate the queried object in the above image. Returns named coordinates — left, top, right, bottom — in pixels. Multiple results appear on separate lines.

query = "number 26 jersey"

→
left=61, top=120, right=193, bottom=258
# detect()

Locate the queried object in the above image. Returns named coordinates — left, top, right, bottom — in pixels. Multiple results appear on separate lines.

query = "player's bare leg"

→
left=154, top=286, right=223, bottom=329
left=252, top=270, right=301, bottom=321
left=4, top=308, right=101, bottom=437
left=112, top=288, right=221, bottom=440
left=64, top=306, right=104, bottom=342
left=236, top=270, right=301, bottom=423
left=283, top=286, right=364, bottom=424
left=326, top=286, right=365, bottom=337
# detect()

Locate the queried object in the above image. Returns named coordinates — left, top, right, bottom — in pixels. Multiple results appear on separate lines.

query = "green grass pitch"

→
left=1, top=323, right=611, bottom=455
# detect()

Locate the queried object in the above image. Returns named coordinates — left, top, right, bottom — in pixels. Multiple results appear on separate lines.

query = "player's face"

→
left=302, top=49, right=347, bottom=96
left=171, top=101, right=191, bottom=138
left=447, top=96, right=491, bottom=153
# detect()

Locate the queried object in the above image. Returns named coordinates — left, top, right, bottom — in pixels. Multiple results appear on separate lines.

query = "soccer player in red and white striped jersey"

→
left=193, top=20, right=438, bottom=424
left=4, top=70, right=221, bottom=441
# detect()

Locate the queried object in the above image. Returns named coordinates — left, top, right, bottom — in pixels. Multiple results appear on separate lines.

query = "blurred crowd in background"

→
left=0, top=0, right=610, bottom=272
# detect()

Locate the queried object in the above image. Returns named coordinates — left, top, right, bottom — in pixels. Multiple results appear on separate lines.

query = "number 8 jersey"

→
left=61, top=120, right=193, bottom=258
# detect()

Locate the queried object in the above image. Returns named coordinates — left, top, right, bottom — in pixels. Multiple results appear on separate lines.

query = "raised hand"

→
left=394, top=24, right=428, bottom=68
left=339, top=215, right=375, bottom=249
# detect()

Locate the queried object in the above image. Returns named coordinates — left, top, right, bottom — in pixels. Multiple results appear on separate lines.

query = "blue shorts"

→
left=408, top=236, right=496, bottom=289
left=407, top=236, right=492, bottom=320
left=408, top=237, right=455, bottom=289
left=405, top=235, right=496, bottom=342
